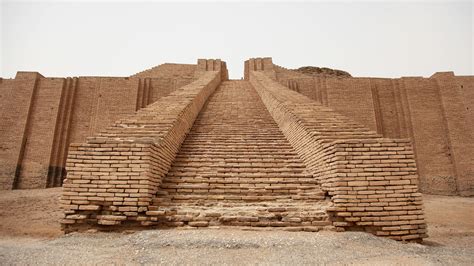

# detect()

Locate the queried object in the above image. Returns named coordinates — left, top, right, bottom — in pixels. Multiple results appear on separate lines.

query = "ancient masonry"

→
left=1, top=58, right=473, bottom=241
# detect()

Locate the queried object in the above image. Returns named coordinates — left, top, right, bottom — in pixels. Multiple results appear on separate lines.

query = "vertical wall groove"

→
left=392, top=80, right=407, bottom=138
left=145, top=78, right=152, bottom=106
left=432, top=80, right=460, bottom=193
left=47, top=77, right=78, bottom=187
left=371, top=81, right=384, bottom=134
left=47, top=78, right=69, bottom=187
left=13, top=76, right=40, bottom=189
left=136, top=79, right=144, bottom=111
left=56, top=78, right=78, bottom=186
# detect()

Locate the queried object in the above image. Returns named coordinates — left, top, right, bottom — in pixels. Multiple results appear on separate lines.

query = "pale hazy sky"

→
left=1, top=1, right=473, bottom=79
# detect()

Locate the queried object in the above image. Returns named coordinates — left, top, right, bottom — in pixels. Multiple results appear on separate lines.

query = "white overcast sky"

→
left=1, top=1, right=473, bottom=79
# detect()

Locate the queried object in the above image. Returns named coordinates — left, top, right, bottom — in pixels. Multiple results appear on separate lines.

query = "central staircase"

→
left=145, top=81, right=332, bottom=230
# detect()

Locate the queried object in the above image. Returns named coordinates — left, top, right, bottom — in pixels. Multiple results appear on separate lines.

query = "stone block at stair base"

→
left=326, top=139, right=426, bottom=240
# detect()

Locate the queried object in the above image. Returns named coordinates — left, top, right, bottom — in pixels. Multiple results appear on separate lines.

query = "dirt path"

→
left=0, top=188, right=62, bottom=238
left=422, top=194, right=474, bottom=248
left=0, top=189, right=473, bottom=265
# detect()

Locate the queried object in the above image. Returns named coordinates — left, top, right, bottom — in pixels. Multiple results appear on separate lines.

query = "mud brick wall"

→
left=0, top=63, right=199, bottom=190
left=244, top=58, right=275, bottom=80
left=274, top=68, right=378, bottom=133
left=271, top=61, right=473, bottom=196
left=249, top=70, right=426, bottom=241
left=133, top=63, right=196, bottom=79
left=61, top=70, right=222, bottom=230
left=431, top=73, right=473, bottom=196
left=0, top=72, right=42, bottom=189
left=69, top=72, right=198, bottom=145
left=17, top=77, right=66, bottom=189
left=133, top=63, right=197, bottom=104
left=69, top=77, right=141, bottom=142
left=197, top=59, right=229, bottom=81
left=456, top=76, right=474, bottom=131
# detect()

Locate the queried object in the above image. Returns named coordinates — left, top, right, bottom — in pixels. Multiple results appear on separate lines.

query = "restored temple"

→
left=1, top=58, right=473, bottom=241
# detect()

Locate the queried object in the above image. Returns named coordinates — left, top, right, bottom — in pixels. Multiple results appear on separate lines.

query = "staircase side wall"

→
left=131, top=63, right=196, bottom=80
left=61, top=71, right=222, bottom=231
left=250, top=71, right=426, bottom=241
left=0, top=67, right=198, bottom=189
left=270, top=61, right=473, bottom=197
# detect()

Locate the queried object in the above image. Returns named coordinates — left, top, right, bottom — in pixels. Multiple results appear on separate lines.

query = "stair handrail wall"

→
left=61, top=59, right=226, bottom=231
left=248, top=59, right=427, bottom=242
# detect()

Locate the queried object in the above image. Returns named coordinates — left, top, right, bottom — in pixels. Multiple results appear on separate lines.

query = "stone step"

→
left=144, top=201, right=332, bottom=229
left=162, top=177, right=319, bottom=183
left=152, top=80, right=327, bottom=219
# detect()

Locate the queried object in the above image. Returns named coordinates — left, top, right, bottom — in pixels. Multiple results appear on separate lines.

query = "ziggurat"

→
left=1, top=58, right=473, bottom=242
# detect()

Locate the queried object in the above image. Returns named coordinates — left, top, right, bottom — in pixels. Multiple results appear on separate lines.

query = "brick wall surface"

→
left=70, top=75, right=196, bottom=145
left=132, top=63, right=196, bottom=79
left=431, top=73, right=474, bottom=196
left=16, top=78, right=65, bottom=189
left=249, top=69, right=426, bottom=241
left=0, top=72, right=42, bottom=189
left=456, top=76, right=474, bottom=195
left=325, top=78, right=378, bottom=132
left=456, top=76, right=474, bottom=153
left=398, top=77, right=458, bottom=195
left=371, top=78, right=403, bottom=138
left=86, top=78, right=140, bottom=135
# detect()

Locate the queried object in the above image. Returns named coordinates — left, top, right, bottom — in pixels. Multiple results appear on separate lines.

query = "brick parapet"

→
left=197, top=59, right=228, bottom=81
left=61, top=70, right=222, bottom=230
left=131, top=63, right=196, bottom=79
left=250, top=71, right=427, bottom=241
left=244, top=58, right=275, bottom=80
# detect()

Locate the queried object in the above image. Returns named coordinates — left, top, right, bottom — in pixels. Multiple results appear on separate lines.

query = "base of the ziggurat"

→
left=59, top=60, right=429, bottom=243
left=61, top=197, right=424, bottom=243
left=62, top=199, right=338, bottom=234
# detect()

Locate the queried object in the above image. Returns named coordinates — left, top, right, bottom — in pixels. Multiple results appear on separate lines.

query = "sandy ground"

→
left=0, top=188, right=473, bottom=265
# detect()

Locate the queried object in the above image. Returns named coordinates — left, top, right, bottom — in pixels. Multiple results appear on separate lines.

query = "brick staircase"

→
left=146, top=80, right=332, bottom=230
left=60, top=59, right=426, bottom=241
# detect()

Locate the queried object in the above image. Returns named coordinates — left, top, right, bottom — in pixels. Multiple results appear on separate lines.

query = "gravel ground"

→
left=0, top=189, right=473, bottom=265
left=0, top=229, right=473, bottom=265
